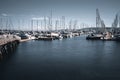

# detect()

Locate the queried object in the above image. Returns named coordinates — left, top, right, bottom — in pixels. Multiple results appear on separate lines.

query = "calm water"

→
left=1, top=36, right=120, bottom=80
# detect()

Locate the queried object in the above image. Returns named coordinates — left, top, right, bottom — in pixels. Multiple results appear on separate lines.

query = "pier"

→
left=0, top=34, right=20, bottom=60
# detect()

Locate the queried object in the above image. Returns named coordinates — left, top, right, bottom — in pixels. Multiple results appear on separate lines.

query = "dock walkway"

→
left=0, top=34, right=21, bottom=46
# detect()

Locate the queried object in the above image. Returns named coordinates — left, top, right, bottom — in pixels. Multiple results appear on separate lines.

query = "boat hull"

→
left=86, top=36, right=101, bottom=40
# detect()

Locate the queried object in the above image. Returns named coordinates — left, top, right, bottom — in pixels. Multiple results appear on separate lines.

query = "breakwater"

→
left=0, top=35, right=20, bottom=60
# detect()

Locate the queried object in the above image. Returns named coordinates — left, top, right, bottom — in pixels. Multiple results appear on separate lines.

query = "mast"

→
left=96, top=8, right=101, bottom=33
left=112, top=13, right=119, bottom=33
left=61, top=16, right=65, bottom=30
left=41, top=20, right=43, bottom=31
left=48, top=16, right=51, bottom=31
left=101, top=20, right=106, bottom=33
left=73, top=20, right=77, bottom=30
left=22, top=19, right=24, bottom=31
left=69, top=20, right=72, bottom=30
left=119, top=16, right=120, bottom=28
left=49, top=10, right=53, bottom=31
left=44, top=16, right=46, bottom=31
left=55, top=20, right=59, bottom=31
left=112, top=14, right=119, bottom=28
left=18, top=19, right=21, bottom=31
left=0, top=18, right=3, bottom=31
left=8, top=17, right=13, bottom=31
left=31, top=19, right=33, bottom=32
left=6, top=17, right=8, bottom=31
left=37, top=20, right=39, bottom=32
left=96, top=8, right=106, bottom=33
left=96, top=8, right=101, bottom=28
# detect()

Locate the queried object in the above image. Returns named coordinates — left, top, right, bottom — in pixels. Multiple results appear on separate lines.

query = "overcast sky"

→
left=0, top=0, right=120, bottom=29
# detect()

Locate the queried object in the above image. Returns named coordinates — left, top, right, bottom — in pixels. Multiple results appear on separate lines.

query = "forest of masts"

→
left=0, top=12, right=92, bottom=32
left=0, top=9, right=120, bottom=32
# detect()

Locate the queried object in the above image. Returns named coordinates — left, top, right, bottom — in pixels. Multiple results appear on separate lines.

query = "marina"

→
left=0, top=8, right=120, bottom=63
left=0, top=0, right=120, bottom=79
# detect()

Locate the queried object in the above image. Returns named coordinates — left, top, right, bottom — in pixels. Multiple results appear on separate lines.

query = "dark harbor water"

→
left=1, top=36, right=120, bottom=80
